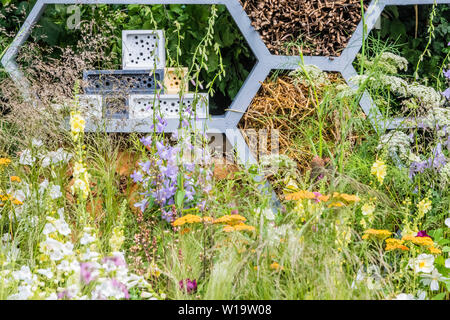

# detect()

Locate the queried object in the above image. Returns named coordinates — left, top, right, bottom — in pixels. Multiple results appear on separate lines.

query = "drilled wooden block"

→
left=83, top=69, right=164, bottom=94
left=129, top=93, right=209, bottom=119
left=164, top=67, right=189, bottom=94
left=122, top=30, right=166, bottom=70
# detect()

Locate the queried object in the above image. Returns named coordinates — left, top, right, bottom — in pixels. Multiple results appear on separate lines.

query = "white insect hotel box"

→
left=79, top=30, right=209, bottom=124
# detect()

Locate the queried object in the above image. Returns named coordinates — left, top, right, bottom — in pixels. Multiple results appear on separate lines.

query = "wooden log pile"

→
left=239, top=0, right=369, bottom=56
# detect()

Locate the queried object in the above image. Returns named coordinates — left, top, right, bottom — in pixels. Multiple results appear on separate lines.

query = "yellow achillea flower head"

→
left=401, top=235, right=434, bottom=247
left=270, top=262, right=283, bottom=271
left=172, top=215, right=215, bottom=227
left=328, top=201, right=345, bottom=208
left=362, top=229, right=392, bottom=240
left=223, top=223, right=255, bottom=233
left=332, top=192, right=360, bottom=203
left=12, top=199, right=23, bottom=205
left=0, top=158, right=11, bottom=166
left=285, top=190, right=316, bottom=201
left=385, top=238, right=409, bottom=251
left=428, top=246, right=442, bottom=254
left=172, top=214, right=202, bottom=227
left=10, top=176, right=21, bottom=182
left=213, top=214, right=247, bottom=225
left=371, top=159, right=387, bottom=184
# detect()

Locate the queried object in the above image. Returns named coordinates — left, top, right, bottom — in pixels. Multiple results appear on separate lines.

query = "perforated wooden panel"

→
left=122, top=30, right=166, bottom=70
left=129, top=93, right=209, bottom=119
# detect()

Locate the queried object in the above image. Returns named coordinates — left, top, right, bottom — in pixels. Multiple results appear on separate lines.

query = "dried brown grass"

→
left=239, top=73, right=363, bottom=172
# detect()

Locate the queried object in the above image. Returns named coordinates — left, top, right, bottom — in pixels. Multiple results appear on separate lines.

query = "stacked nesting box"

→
left=78, top=30, right=209, bottom=122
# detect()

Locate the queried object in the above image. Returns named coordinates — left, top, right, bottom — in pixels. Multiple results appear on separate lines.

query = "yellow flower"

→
left=213, top=214, right=247, bottom=225
left=233, top=223, right=255, bottom=232
left=70, top=112, right=86, bottom=135
left=270, top=262, right=283, bottom=271
left=148, top=262, right=161, bottom=278
left=10, top=176, right=21, bottom=183
left=285, top=190, right=316, bottom=201
left=428, top=246, right=442, bottom=254
left=371, top=159, right=387, bottom=184
left=385, top=238, right=409, bottom=251
left=223, top=223, right=255, bottom=233
left=12, top=198, right=23, bottom=205
left=417, top=198, right=432, bottom=218
left=0, top=158, right=11, bottom=166
left=362, top=229, right=391, bottom=240
left=333, top=192, right=360, bottom=203
left=361, top=202, right=375, bottom=216
left=401, top=235, right=434, bottom=247
left=328, top=201, right=345, bottom=208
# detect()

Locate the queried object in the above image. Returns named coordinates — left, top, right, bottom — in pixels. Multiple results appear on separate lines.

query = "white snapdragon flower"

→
left=49, top=185, right=63, bottom=199
left=43, top=222, right=57, bottom=235
left=41, top=238, right=73, bottom=261
left=39, top=179, right=49, bottom=194
left=80, top=228, right=96, bottom=245
left=19, top=149, right=35, bottom=166
left=393, top=293, right=415, bottom=300
left=8, top=285, right=34, bottom=300
left=32, top=139, right=43, bottom=148
left=37, top=268, right=54, bottom=279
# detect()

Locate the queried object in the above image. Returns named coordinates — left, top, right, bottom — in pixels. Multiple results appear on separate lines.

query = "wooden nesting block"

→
left=164, top=67, right=189, bottom=94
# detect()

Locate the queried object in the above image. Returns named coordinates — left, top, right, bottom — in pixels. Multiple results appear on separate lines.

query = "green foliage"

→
left=374, top=4, right=450, bottom=87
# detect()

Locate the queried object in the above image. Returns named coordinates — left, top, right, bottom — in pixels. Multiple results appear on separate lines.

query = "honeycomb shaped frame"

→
left=3, top=0, right=450, bottom=167
left=164, top=67, right=189, bottom=94
left=122, top=29, right=166, bottom=70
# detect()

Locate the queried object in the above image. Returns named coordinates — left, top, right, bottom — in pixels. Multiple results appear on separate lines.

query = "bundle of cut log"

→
left=240, top=0, right=370, bottom=56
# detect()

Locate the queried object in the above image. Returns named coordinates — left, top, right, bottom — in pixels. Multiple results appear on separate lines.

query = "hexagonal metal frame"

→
left=2, top=0, right=450, bottom=160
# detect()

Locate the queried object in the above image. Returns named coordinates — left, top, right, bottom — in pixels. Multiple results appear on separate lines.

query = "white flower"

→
left=49, top=185, right=63, bottom=199
left=409, top=254, right=435, bottom=273
left=53, top=218, right=71, bottom=236
left=39, top=179, right=49, bottom=194
left=80, top=229, right=96, bottom=245
left=56, top=259, right=79, bottom=273
left=42, top=156, right=51, bottom=168
left=445, top=258, right=450, bottom=269
left=45, top=293, right=58, bottom=300
left=41, top=238, right=73, bottom=261
left=43, top=222, right=57, bottom=235
left=36, top=268, right=54, bottom=279
left=417, top=290, right=427, bottom=300
left=81, top=248, right=100, bottom=262
left=19, top=149, right=35, bottom=166
left=8, top=285, right=34, bottom=300
left=445, top=218, right=450, bottom=228
left=256, top=207, right=275, bottom=221
left=42, top=149, right=72, bottom=168
left=57, top=208, right=65, bottom=219
left=420, top=269, right=448, bottom=291
left=12, top=266, right=35, bottom=284
left=32, top=139, right=43, bottom=148
left=394, top=293, right=415, bottom=300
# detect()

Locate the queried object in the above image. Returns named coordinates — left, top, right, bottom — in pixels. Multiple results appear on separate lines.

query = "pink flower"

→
left=416, top=230, right=431, bottom=238
left=179, top=278, right=197, bottom=294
